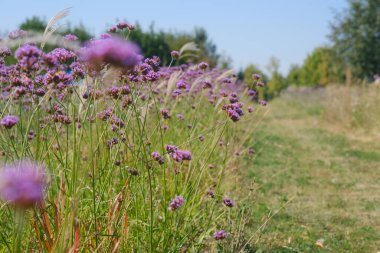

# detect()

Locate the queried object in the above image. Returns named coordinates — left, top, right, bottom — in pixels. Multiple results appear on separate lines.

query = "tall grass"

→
left=0, top=25, right=266, bottom=252
left=323, top=84, right=380, bottom=134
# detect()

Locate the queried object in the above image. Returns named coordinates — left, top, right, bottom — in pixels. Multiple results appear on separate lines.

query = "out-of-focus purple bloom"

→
left=79, top=37, right=141, bottom=68
left=162, top=124, right=169, bottom=131
left=176, top=80, right=188, bottom=89
left=15, top=44, right=42, bottom=70
left=0, top=47, right=12, bottom=58
left=259, top=100, right=268, bottom=106
left=161, top=109, right=171, bottom=119
left=213, top=230, right=227, bottom=240
left=108, top=26, right=117, bottom=33
left=151, top=151, right=164, bottom=165
left=256, top=81, right=265, bottom=87
left=116, top=21, right=129, bottom=29
left=172, top=150, right=192, bottom=162
left=202, top=81, right=213, bottom=89
left=8, top=29, right=27, bottom=40
left=223, top=198, right=234, bottom=207
left=171, top=50, right=179, bottom=59
left=100, top=33, right=112, bottom=39
left=207, top=188, right=215, bottom=198
left=48, top=48, right=75, bottom=63
left=0, top=160, right=46, bottom=209
left=1, top=115, right=19, bottom=129
left=248, top=106, right=254, bottom=113
left=177, top=114, right=184, bottom=120
left=222, top=103, right=244, bottom=122
left=252, top=73, right=261, bottom=80
left=247, top=89, right=257, bottom=97
left=168, top=196, right=184, bottom=211
left=165, top=144, right=178, bottom=154
left=64, top=34, right=78, bottom=41
left=199, top=135, right=205, bottom=142
left=198, top=62, right=209, bottom=70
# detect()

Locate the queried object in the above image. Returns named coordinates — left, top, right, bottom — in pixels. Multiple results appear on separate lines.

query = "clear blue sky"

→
left=0, top=0, right=347, bottom=74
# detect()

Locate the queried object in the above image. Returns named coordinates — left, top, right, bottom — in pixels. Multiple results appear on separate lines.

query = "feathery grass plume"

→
left=41, top=8, right=71, bottom=49
left=179, top=41, right=199, bottom=59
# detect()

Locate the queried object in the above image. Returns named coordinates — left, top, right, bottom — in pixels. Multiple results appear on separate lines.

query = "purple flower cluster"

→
left=15, top=43, right=42, bottom=70
left=1, top=115, right=19, bottom=129
left=151, top=151, right=164, bottom=164
left=165, top=145, right=192, bottom=162
left=223, top=197, right=234, bottom=207
left=213, top=230, right=227, bottom=240
left=63, top=34, right=78, bottom=41
left=222, top=103, right=244, bottom=122
left=0, top=160, right=46, bottom=209
left=79, top=37, right=141, bottom=68
left=168, top=196, right=184, bottom=211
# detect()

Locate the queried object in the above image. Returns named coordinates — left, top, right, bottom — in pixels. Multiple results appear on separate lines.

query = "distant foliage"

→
left=329, top=0, right=380, bottom=81
left=19, top=16, right=92, bottom=42
left=287, top=47, right=345, bottom=86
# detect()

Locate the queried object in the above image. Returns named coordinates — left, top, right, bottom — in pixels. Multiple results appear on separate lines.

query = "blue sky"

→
left=0, top=0, right=347, bottom=74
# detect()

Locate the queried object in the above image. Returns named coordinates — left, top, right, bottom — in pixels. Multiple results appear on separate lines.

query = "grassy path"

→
left=243, top=93, right=380, bottom=252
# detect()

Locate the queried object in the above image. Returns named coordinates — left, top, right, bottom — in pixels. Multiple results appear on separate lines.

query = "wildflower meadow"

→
left=0, top=16, right=267, bottom=252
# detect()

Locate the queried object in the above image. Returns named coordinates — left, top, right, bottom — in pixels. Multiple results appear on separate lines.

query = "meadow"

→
left=241, top=85, right=380, bottom=252
left=0, top=21, right=269, bottom=252
left=1, top=11, right=379, bottom=253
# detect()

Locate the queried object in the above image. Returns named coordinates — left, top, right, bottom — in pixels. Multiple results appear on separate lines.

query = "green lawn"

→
left=241, top=91, right=380, bottom=252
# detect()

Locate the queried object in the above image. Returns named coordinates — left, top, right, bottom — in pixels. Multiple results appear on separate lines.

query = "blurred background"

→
left=4, top=0, right=379, bottom=98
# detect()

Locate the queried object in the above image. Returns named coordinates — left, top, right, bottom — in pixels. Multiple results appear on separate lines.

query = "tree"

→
left=266, top=57, right=287, bottom=98
left=329, top=0, right=380, bottom=80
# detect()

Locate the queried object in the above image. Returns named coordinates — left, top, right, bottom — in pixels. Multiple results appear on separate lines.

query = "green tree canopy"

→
left=329, top=0, right=380, bottom=80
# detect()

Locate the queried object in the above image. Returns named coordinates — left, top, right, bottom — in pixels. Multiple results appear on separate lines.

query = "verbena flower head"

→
left=64, top=34, right=78, bottom=41
left=252, top=73, right=261, bottom=80
left=0, top=47, right=12, bottom=58
left=171, top=50, right=179, bottom=59
left=79, top=36, right=141, bottom=68
left=213, top=230, right=227, bottom=240
left=169, top=196, right=184, bottom=211
left=223, top=197, right=234, bottom=207
left=0, top=160, right=46, bottom=209
left=1, top=115, right=19, bottom=129
left=198, top=62, right=209, bottom=70
left=172, top=150, right=192, bottom=162
left=8, top=29, right=27, bottom=40
left=48, top=48, right=75, bottom=63
left=15, top=43, right=42, bottom=70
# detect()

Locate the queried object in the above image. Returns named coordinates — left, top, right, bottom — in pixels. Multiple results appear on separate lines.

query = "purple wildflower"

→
left=151, top=151, right=164, bottom=165
left=15, top=44, right=42, bottom=70
left=80, top=37, right=141, bottom=68
left=172, top=150, right=192, bottom=162
left=64, top=34, right=78, bottom=41
left=0, top=47, right=12, bottom=58
left=168, top=196, right=184, bottom=211
left=161, top=109, right=171, bottom=119
left=213, top=230, right=227, bottom=240
left=252, top=73, right=261, bottom=80
left=1, top=115, right=19, bottom=129
left=49, top=48, right=75, bottom=63
left=256, top=81, right=265, bottom=87
left=176, top=80, right=188, bottom=89
left=198, top=62, right=209, bottom=70
left=171, top=50, right=179, bottom=59
left=223, top=198, right=234, bottom=207
left=8, top=29, right=27, bottom=40
left=0, top=160, right=46, bottom=209
left=259, top=100, right=268, bottom=106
